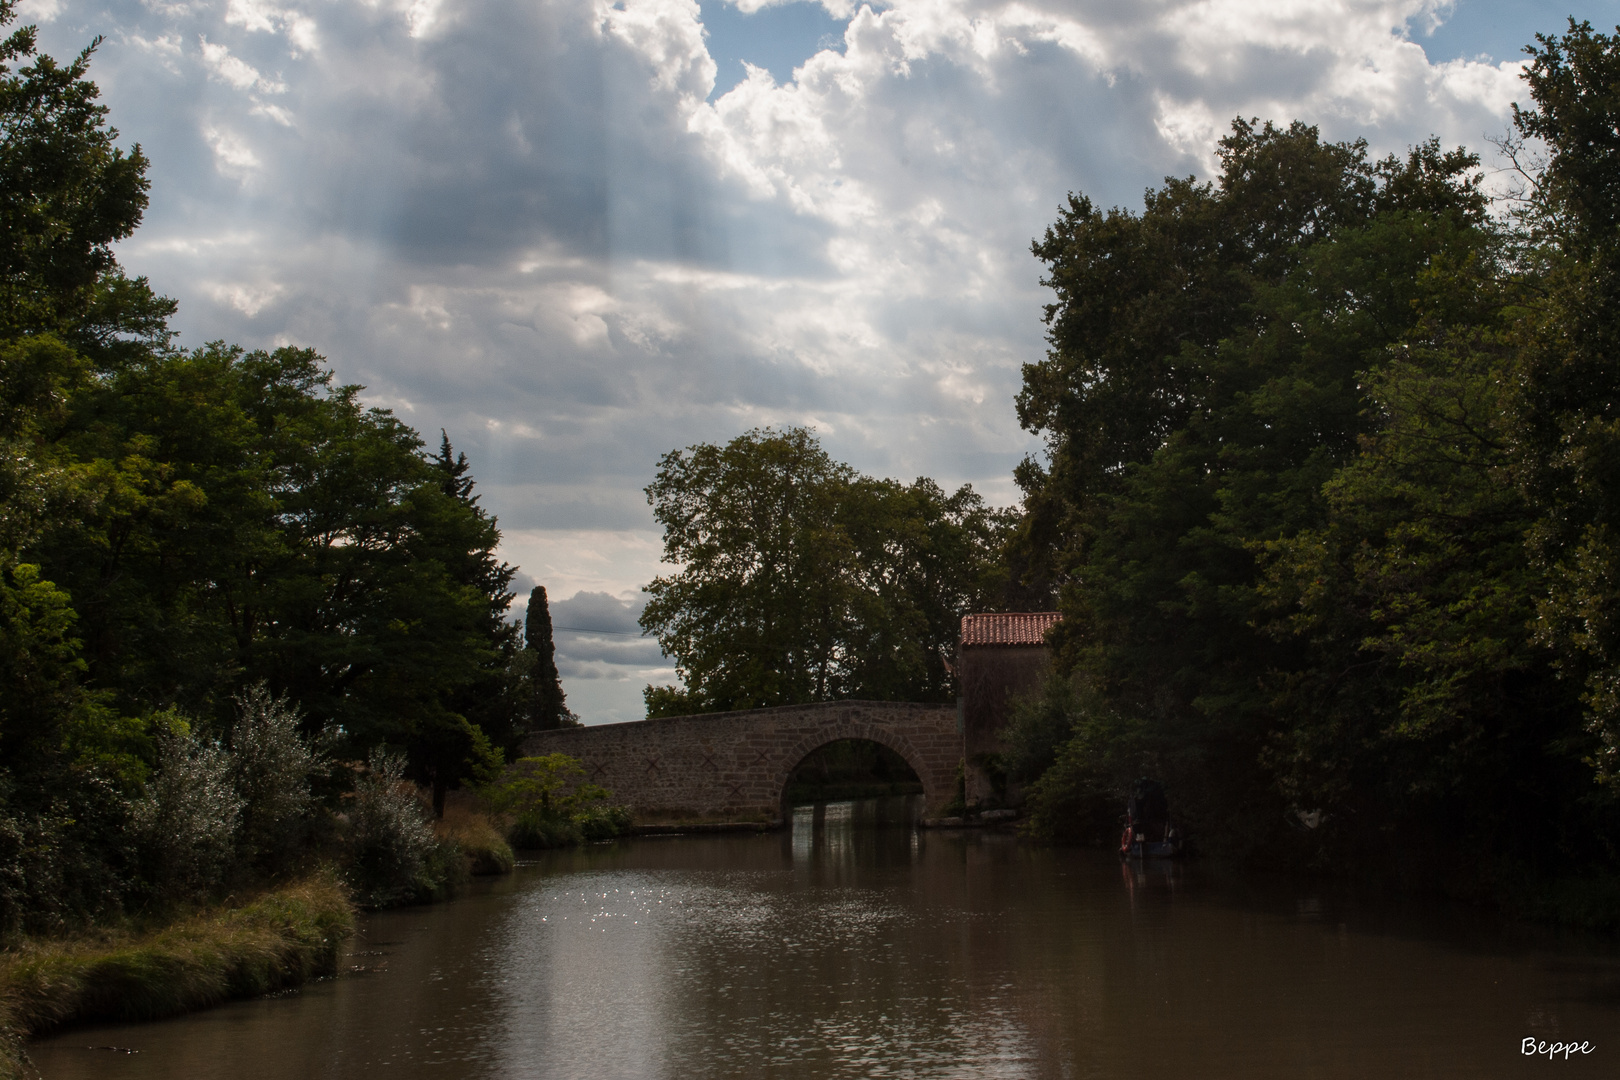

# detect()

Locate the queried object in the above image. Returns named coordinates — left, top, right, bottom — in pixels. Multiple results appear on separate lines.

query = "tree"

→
left=0, top=2, right=149, bottom=337
left=640, top=427, right=1010, bottom=715
left=1014, top=118, right=1538, bottom=859
left=522, top=585, right=570, bottom=730
left=1510, top=21, right=1620, bottom=791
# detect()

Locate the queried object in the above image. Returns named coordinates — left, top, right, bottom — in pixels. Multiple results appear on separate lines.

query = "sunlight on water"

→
left=28, top=798, right=1620, bottom=1079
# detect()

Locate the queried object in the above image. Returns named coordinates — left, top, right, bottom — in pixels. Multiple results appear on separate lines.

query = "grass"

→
left=0, top=875, right=354, bottom=1080
left=435, top=806, right=515, bottom=875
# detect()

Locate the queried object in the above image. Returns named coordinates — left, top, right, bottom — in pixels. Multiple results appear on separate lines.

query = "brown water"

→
left=28, top=798, right=1620, bottom=1079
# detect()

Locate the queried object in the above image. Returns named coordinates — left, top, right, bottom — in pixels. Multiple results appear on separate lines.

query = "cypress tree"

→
left=525, top=586, right=569, bottom=729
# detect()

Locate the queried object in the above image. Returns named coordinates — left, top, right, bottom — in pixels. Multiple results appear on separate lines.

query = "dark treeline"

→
left=0, top=5, right=566, bottom=938
left=1006, top=21, right=1620, bottom=919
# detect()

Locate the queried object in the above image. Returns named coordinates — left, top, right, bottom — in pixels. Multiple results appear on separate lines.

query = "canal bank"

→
left=0, top=877, right=353, bottom=1080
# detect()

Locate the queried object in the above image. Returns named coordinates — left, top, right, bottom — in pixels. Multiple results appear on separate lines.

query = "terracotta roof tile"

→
left=959, top=612, right=1061, bottom=647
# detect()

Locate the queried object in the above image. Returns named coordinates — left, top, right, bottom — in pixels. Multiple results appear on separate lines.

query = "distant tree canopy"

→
left=641, top=427, right=1013, bottom=716
left=1012, top=20, right=1620, bottom=895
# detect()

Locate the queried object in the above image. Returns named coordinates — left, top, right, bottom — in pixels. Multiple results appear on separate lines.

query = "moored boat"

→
left=1119, top=777, right=1185, bottom=859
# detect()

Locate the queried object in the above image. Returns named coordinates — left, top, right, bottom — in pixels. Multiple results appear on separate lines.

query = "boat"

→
left=1119, top=777, right=1185, bottom=859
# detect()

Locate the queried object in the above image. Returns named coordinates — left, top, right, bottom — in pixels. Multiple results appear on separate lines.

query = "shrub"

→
left=229, top=684, right=329, bottom=876
left=132, top=724, right=243, bottom=903
left=508, top=811, right=583, bottom=849
left=435, top=811, right=514, bottom=875
left=344, top=748, right=450, bottom=907
left=483, top=754, right=631, bottom=849
left=575, top=804, right=633, bottom=842
left=1002, top=673, right=1084, bottom=785
left=0, top=770, right=130, bottom=943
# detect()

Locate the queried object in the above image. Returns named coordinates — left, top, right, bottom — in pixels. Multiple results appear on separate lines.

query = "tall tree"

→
left=0, top=2, right=161, bottom=933
left=1511, top=21, right=1620, bottom=791
left=1014, top=118, right=1539, bottom=859
left=523, top=585, right=569, bottom=730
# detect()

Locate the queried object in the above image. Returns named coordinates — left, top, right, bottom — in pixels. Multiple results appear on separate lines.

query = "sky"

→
left=19, top=0, right=1618, bottom=723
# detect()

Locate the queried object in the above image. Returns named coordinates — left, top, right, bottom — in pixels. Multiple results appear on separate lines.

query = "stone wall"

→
left=521, top=700, right=963, bottom=823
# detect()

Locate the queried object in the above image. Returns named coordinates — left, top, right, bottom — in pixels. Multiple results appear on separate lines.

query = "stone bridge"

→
left=521, top=700, right=963, bottom=824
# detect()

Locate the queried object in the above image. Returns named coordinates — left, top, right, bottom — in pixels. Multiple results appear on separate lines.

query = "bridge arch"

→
left=773, top=724, right=935, bottom=819
left=522, top=700, right=962, bottom=823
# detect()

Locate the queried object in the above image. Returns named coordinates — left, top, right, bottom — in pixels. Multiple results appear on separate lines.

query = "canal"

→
left=29, top=798, right=1620, bottom=1078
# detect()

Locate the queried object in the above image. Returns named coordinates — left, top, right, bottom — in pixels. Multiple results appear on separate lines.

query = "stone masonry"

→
left=521, top=700, right=963, bottom=823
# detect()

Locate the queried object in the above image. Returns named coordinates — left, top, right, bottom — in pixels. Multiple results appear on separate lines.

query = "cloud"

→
left=550, top=590, right=650, bottom=635
left=201, top=124, right=261, bottom=178
left=199, top=36, right=287, bottom=93
left=32, top=0, right=1549, bottom=720
left=548, top=593, right=667, bottom=677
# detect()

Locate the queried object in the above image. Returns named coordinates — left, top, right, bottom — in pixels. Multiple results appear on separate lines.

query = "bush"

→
left=508, top=811, right=583, bottom=850
left=483, top=754, right=631, bottom=849
left=1002, top=673, right=1084, bottom=785
left=132, top=725, right=244, bottom=903
left=0, top=770, right=130, bottom=942
left=435, top=812, right=514, bottom=875
left=229, top=684, right=329, bottom=876
left=344, top=749, right=445, bottom=908
left=574, top=804, right=633, bottom=842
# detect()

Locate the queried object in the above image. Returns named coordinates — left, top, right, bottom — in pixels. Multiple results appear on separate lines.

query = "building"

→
left=958, top=611, right=1061, bottom=803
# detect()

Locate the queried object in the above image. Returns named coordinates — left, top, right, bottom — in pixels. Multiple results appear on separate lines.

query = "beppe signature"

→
left=1522, top=1038, right=1594, bottom=1061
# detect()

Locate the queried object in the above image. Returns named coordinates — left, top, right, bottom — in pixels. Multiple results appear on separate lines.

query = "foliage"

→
left=484, top=753, right=629, bottom=848
left=1001, top=671, right=1082, bottom=785
left=641, top=427, right=1011, bottom=714
left=229, top=683, right=329, bottom=876
left=0, top=0, right=149, bottom=337
left=1009, top=28, right=1620, bottom=895
left=1016, top=679, right=1146, bottom=845
left=131, top=722, right=244, bottom=903
left=484, top=752, right=610, bottom=819
left=343, top=748, right=449, bottom=908
left=1510, top=21, right=1620, bottom=790
left=0, top=4, right=526, bottom=945
left=520, top=585, right=572, bottom=731
left=0, top=769, right=129, bottom=943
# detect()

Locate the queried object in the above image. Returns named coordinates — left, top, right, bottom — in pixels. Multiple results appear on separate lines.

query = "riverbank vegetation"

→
left=482, top=754, right=633, bottom=849
left=0, top=0, right=595, bottom=954
left=1006, top=21, right=1620, bottom=926
left=0, top=875, right=353, bottom=1078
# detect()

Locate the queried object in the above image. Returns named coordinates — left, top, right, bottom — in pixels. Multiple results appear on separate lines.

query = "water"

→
left=28, top=798, right=1620, bottom=1078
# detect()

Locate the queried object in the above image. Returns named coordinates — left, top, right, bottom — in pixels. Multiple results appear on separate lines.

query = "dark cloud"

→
left=550, top=590, right=649, bottom=636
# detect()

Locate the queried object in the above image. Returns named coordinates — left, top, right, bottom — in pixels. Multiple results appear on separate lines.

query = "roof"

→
left=959, top=612, right=1062, bottom=647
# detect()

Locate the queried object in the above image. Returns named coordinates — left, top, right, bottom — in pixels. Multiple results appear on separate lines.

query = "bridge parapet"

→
left=521, top=700, right=963, bottom=824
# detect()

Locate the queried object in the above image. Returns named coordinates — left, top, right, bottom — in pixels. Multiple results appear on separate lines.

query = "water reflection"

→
left=29, top=799, right=1620, bottom=1079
